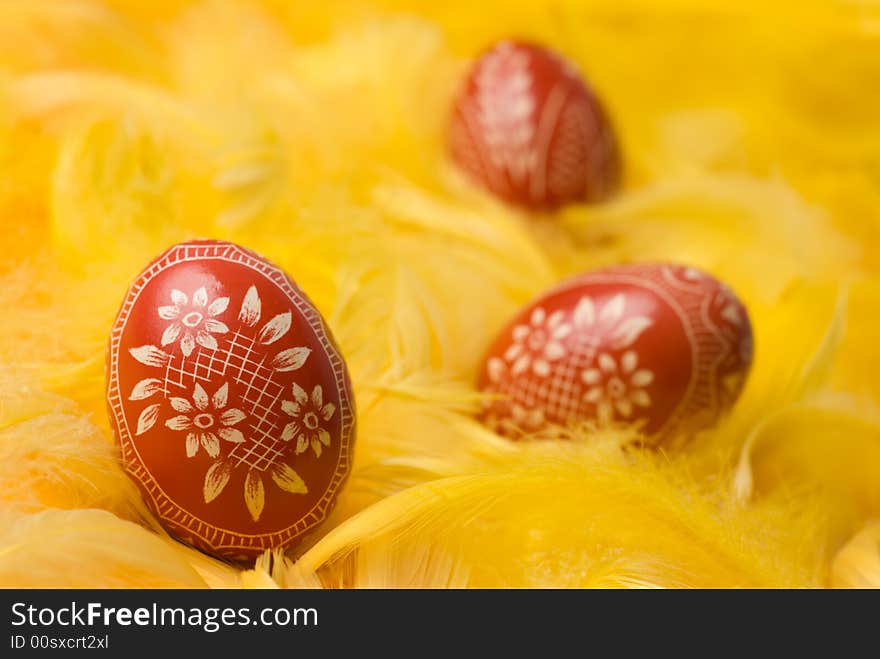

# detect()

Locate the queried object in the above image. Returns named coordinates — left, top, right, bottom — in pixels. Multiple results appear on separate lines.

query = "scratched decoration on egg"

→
left=477, top=263, right=753, bottom=445
left=106, top=240, right=355, bottom=560
left=449, top=40, right=621, bottom=209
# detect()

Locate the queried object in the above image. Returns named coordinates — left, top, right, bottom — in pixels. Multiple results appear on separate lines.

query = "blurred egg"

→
left=106, top=239, right=355, bottom=561
left=477, top=263, right=753, bottom=445
left=449, top=40, right=621, bottom=209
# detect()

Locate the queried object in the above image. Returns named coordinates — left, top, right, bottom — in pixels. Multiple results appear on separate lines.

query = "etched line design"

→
left=161, top=328, right=289, bottom=473
left=107, top=242, right=355, bottom=555
left=484, top=264, right=742, bottom=443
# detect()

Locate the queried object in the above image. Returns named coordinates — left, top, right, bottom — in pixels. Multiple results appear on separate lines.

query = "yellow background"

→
left=1, top=0, right=879, bottom=587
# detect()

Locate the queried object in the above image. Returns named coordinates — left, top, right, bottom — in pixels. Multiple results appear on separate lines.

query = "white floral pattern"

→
left=281, top=383, right=337, bottom=457
left=159, top=287, right=230, bottom=357
left=490, top=306, right=572, bottom=381
left=475, top=41, right=537, bottom=183
left=128, top=282, right=320, bottom=523
left=164, top=382, right=246, bottom=458
left=582, top=350, right=654, bottom=421
left=199, top=286, right=315, bottom=522
left=110, top=241, right=356, bottom=558
left=570, top=293, right=653, bottom=352
left=481, top=291, right=659, bottom=435
left=477, top=264, right=753, bottom=445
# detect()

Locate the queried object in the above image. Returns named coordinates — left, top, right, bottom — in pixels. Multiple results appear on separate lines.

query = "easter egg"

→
left=106, top=240, right=355, bottom=561
left=477, top=263, right=753, bottom=446
left=449, top=40, right=621, bottom=209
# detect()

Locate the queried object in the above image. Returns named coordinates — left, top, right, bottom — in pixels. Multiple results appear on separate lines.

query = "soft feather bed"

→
left=1, top=0, right=879, bottom=588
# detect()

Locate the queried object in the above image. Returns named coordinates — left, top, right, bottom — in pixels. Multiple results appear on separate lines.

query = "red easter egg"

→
left=477, top=263, right=753, bottom=445
left=449, top=40, right=621, bottom=209
left=106, top=240, right=355, bottom=561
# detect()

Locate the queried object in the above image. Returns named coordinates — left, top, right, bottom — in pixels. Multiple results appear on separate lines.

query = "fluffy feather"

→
left=830, top=521, right=880, bottom=589
left=0, top=509, right=209, bottom=588
left=297, top=440, right=824, bottom=588
left=0, top=0, right=878, bottom=588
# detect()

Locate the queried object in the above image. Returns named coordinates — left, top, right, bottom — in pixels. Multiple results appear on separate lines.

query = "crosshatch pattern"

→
left=107, top=241, right=355, bottom=558
left=451, top=41, right=617, bottom=208
left=164, top=331, right=287, bottom=472
left=481, top=264, right=746, bottom=446
left=508, top=338, right=596, bottom=422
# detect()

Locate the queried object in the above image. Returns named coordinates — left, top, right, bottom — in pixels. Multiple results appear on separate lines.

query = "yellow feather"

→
left=830, top=521, right=880, bottom=589
left=0, top=509, right=209, bottom=588
left=298, top=441, right=824, bottom=588
left=735, top=400, right=880, bottom=545
left=0, top=1, right=877, bottom=588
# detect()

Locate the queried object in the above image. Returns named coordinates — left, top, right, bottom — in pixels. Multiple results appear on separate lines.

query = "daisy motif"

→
left=158, top=287, right=230, bottom=357
left=502, top=307, right=572, bottom=378
left=582, top=350, right=654, bottom=422
left=280, top=383, right=336, bottom=458
left=164, top=382, right=246, bottom=458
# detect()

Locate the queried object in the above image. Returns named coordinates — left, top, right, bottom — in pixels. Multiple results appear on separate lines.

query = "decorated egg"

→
left=477, top=263, right=753, bottom=445
left=449, top=40, right=620, bottom=209
left=106, top=240, right=355, bottom=560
